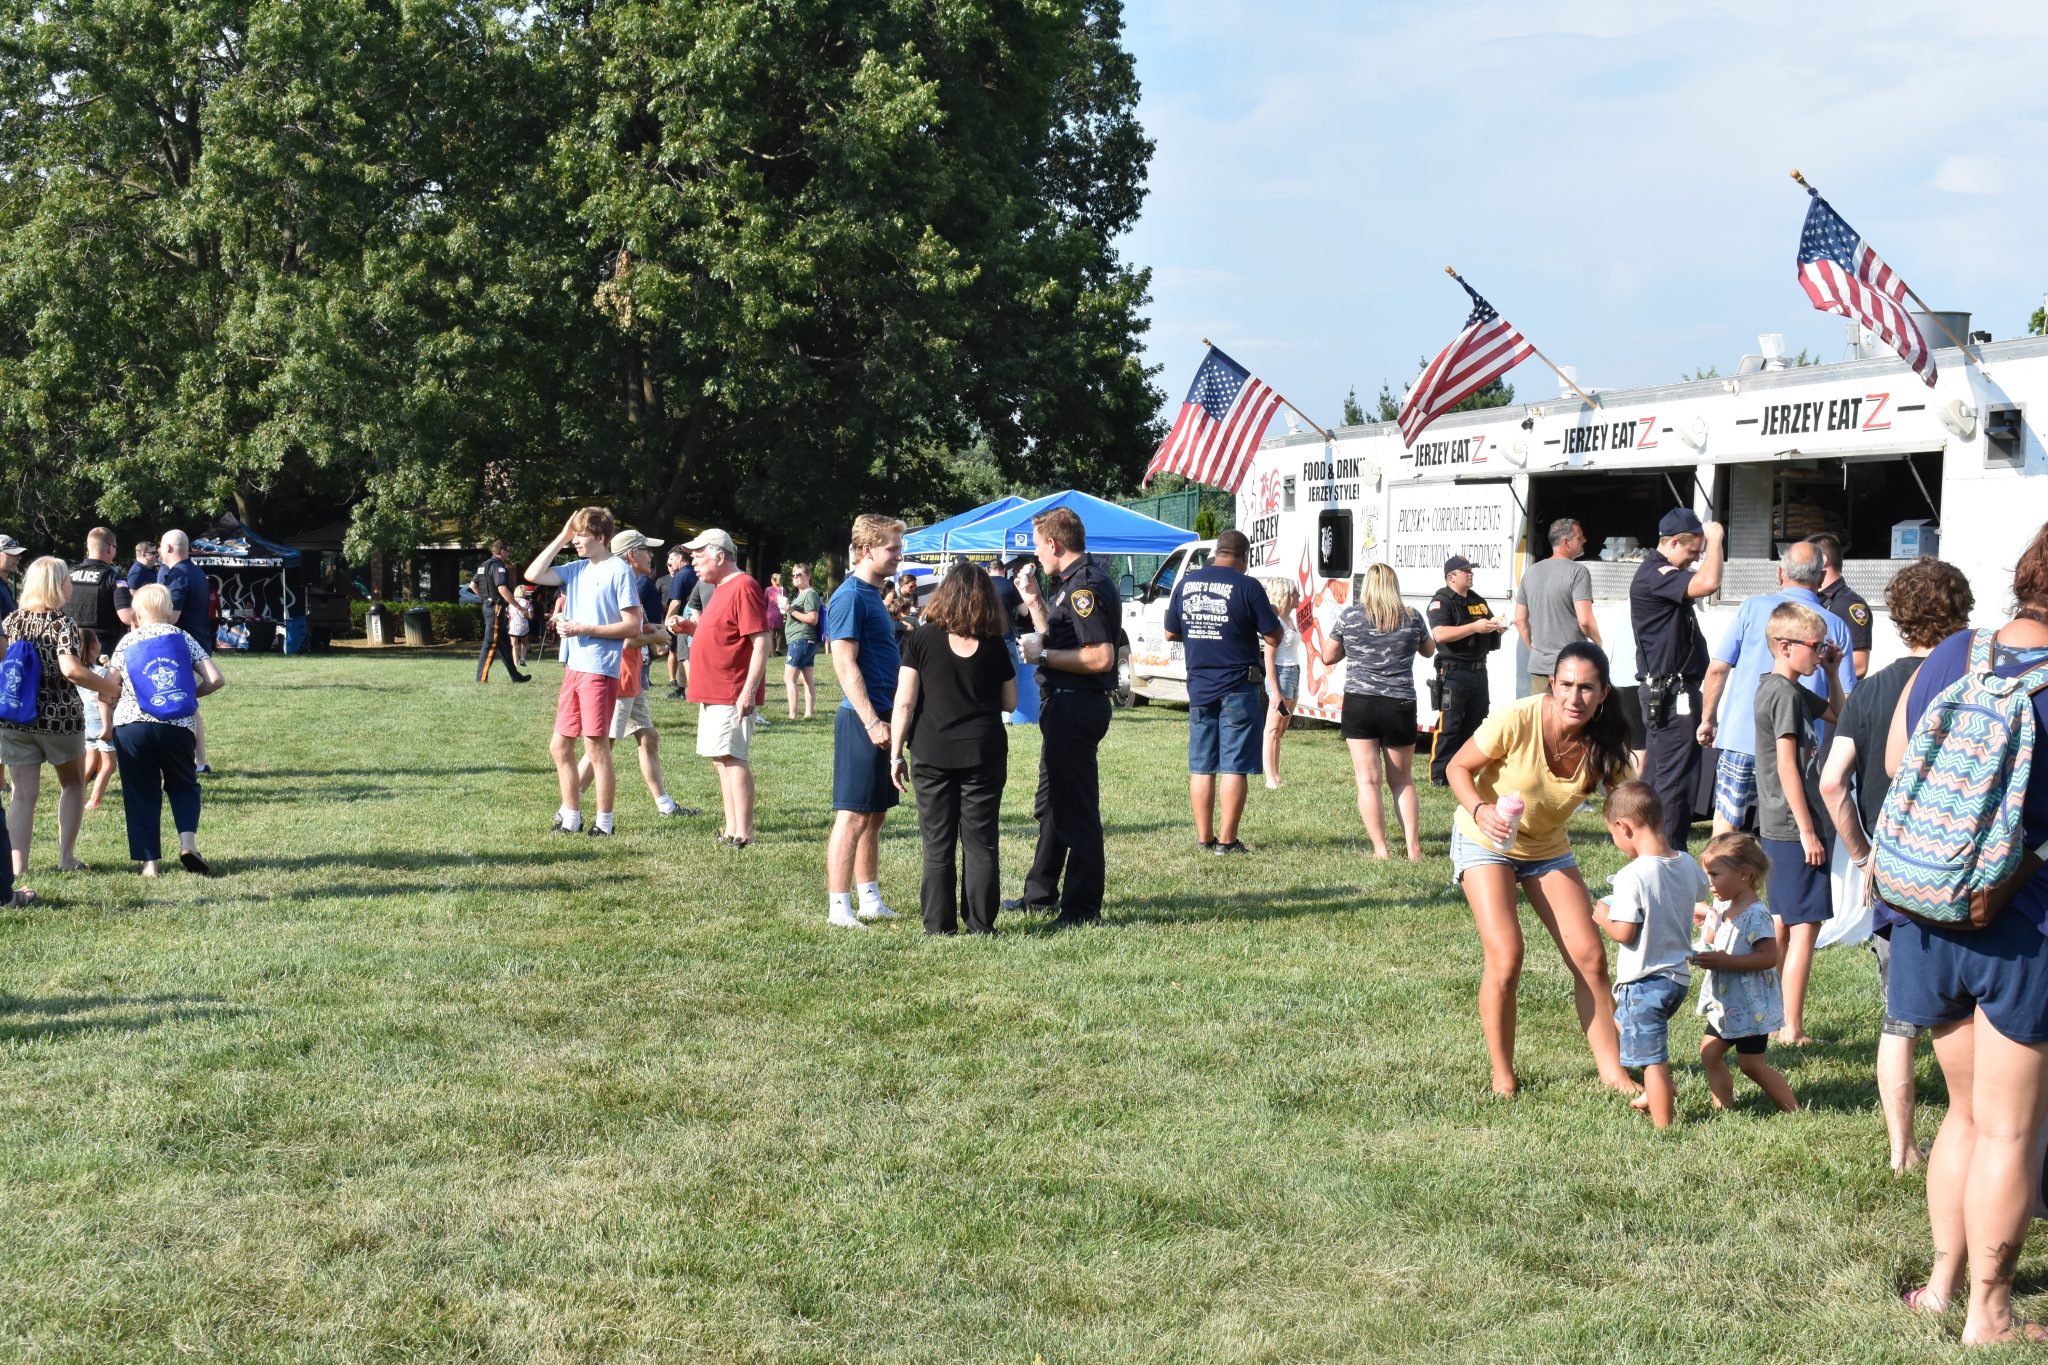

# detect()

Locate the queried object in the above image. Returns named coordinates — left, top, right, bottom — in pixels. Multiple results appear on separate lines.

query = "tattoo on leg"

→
left=1980, top=1239, right=2024, bottom=1290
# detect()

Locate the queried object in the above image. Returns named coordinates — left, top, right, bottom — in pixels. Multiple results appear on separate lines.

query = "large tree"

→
left=0, top=0, right=1159, bottom=564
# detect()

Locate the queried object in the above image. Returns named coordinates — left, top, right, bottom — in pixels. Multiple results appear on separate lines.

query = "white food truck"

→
left=1120, top=332, right=2046, bottom=736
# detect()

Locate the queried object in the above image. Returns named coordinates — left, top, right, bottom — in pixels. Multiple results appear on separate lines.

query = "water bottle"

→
left=1492, top=790, right=1526, bottom=854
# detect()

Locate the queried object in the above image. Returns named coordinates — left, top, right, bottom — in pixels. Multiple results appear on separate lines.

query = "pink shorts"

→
left=556, top=669, right=621, bottom=737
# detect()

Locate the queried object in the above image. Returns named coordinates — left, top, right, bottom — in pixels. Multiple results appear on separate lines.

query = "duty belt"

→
left=1437, top=659, right=1488, bottom=672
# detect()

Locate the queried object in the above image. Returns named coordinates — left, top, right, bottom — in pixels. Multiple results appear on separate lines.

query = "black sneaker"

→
left=1048, top=911, right=1102, bottom=931
left=1198, top=838, right=1219, bottom=853
left=1214, top=840, right=1250, bottom=856
left=1002, top=897, right=1055, bottom=914
left=587, top=824, right=614, bottom=837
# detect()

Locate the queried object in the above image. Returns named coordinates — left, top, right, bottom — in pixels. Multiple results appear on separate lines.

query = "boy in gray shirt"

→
left=1594, top=780, right=1710, bottom=1128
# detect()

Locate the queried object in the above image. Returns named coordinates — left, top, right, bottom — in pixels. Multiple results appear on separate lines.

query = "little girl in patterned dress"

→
left=1693, top=832, right=1799, bottom=1112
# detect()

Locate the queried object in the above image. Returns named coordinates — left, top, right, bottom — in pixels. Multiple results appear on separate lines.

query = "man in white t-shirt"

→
left=524, top=507, right=643, bottom=835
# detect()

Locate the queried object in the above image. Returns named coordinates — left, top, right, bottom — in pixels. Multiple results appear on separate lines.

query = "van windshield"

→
left=1149, top=547, right=1211, bottom=599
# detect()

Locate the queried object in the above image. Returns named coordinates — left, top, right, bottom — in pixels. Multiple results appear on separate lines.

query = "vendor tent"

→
left=942, top=490, right=1198, bottom=557
left=901, top=495, right=1028, bottom=562
left=191, top=513, right=309, bottom=652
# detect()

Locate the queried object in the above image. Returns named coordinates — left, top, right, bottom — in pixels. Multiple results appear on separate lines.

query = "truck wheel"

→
left=1113, top=641, right=1141, bottom=708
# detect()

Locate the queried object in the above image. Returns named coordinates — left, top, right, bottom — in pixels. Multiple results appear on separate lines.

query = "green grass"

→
left=0, top=653, right=2006, bottom=1361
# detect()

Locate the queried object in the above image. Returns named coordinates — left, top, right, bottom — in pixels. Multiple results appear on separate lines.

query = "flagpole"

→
left=1202, top=337, right=1332, bottom=441
left=1789, top=169, right=1986, bottom=372
left=1444, top=267, right=1599, bottom=409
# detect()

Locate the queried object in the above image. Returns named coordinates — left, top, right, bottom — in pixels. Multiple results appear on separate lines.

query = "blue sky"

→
left=1118, top=1, right=2048, bottom=426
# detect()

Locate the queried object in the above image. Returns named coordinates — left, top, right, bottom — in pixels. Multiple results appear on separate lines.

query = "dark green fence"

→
left=1118, top=489, right=1233, bottom=589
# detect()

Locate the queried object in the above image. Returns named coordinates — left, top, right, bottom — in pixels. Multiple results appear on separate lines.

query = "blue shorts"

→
left=785, top=639, right=818, bottom=670
left=1274, top=664, right=1300, bottom=702
left=1614, top=973, right=1690, bottom=1068
left=1762, top=837, right=1833, bottom=925
left=1714, top=750, right=1757, bottom=828
left=1888, top=911, right=2048, bottom=1045
left=832, top=707, right=899, bottom=813
left=1448, top=825, right=1579, bottom=885
left=1188, top=682, right=1263, bottom=776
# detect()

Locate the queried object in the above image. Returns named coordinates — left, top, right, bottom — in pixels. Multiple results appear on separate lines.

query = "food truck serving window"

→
left=1317, top=510, right=1353, bottom=580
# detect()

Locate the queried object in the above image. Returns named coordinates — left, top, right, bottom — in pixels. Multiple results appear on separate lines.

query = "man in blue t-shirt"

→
left=1164, top=529, right=1281, bottom=855
left=823, top=513, right=905, bottom=929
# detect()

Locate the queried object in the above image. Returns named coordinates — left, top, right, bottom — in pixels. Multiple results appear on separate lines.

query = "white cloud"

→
left=1932, top=153, right=2006, bottom=195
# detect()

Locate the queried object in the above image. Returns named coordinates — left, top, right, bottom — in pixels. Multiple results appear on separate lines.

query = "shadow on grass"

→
left=1094, top=884, right=1362, bottom=926
left=0, top=991, right=250, bottom=1044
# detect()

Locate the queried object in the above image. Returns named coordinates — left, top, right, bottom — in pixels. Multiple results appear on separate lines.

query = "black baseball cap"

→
left=1658, top=508, right=1704, bottom=537
left=1444, top=555, right=1474, bottom=575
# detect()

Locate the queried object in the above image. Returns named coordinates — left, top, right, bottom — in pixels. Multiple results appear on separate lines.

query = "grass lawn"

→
left=0, top=651, right=1997, bottom=1361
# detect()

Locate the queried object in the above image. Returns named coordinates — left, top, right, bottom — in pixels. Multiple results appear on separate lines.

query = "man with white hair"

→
left=1695, top=540, right=1856, bottom=837
left=157, top=529, right=216, bottom=773
left=671, top=528, right=769, bottom=847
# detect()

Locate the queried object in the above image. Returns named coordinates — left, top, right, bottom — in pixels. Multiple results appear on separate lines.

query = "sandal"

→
left=1901, top=1285, right=1948, bottom=1315
left=5, top=888, right=35, bottom=908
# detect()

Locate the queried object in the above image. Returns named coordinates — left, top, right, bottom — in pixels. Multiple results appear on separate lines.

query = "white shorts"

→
left=608, top=692, right=654, bottom=740
left=696, top=704, right=754, bottom=761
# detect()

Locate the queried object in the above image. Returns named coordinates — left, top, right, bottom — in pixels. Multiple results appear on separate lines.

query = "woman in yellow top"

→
left=1446, top=641, right=1635, bottom=1096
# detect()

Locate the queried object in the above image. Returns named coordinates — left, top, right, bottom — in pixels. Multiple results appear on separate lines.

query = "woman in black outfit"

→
left=889, top=563, right=1017, bottom=935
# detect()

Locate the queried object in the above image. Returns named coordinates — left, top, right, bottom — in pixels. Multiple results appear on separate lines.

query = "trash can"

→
left=364, top=605, right=395, bottom=646
left=282, top=617, right=309, bottom=655
left=247, top=618, right=278, bottom=653
left=402, top=607, right=434, bottom=647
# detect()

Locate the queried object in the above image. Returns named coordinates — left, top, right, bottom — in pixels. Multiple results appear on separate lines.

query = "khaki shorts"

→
left=609, top=692, right=654, bottom=740
left=0, top=728, right=86, bottom=768
left=696, top=704, right=754, bottom=761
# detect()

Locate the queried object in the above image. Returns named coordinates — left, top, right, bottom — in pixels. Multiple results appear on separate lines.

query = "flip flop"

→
left=1901, top=1285, right=1948, bottom=1315
left=178, top=851, right=213, bottom=877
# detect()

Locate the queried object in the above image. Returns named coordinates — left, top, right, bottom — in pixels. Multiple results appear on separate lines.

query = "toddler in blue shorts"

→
left=1592, top=781, right=1708, bottom=1128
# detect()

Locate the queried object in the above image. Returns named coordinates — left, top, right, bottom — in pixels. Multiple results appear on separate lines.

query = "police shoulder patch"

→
left=1071, top=589, right=1095, bottom=618
left=1849, top=602, right=1870, bottom=625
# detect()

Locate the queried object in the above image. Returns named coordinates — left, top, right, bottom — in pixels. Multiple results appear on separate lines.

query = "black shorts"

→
left=1341, top=693, right=1417, bottom=745
left=1705, top=1026, right=1769, bottom=1055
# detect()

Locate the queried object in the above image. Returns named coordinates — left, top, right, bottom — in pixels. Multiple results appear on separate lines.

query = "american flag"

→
left=1399, top=275, right=1535, bottom=446
left=1143, top=345, right=1287, bottom=493
left=1796, top=189, right=1936, bottom=387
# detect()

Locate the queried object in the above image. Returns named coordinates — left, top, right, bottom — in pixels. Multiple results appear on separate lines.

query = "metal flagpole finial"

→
left=1790, top=169, right=1815, bottom=195
left=1443, top=265, right=1456, bottom=277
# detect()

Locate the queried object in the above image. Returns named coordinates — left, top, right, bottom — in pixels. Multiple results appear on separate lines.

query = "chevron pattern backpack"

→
left=1872, top=631, right=2048, bottom=928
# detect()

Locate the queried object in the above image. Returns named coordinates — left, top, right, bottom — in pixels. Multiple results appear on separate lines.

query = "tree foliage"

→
left=0, top=0, right=1161, bottom=562
left=1341, top=386, right=1365, bottom=427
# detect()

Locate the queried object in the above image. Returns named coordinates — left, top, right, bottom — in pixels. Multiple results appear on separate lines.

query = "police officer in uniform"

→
left=1427, top=555, right=1506, bottom=786
left=1806, top=532, right=1872, bottom=679
left=1629, top=508, right=1724, bottom=849
left=474, top=539, right=531, bottom=684
left=67, top=526, right=124, bottom=657
left=1005, top=506, right=1119, bottom=928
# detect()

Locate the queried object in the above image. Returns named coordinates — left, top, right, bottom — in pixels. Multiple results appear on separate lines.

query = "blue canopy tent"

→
left=192, top=513, right=309, bottom=653
left=900, top=495, right=1028, bottom=563
left=942, top=490, right=1197, bottom=558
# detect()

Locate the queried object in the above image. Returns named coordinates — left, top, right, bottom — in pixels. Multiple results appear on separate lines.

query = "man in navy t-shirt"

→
left=1165, top=529, right=1281, bottom=855
left=823, top=513, right=906, bottom=929
left=156, top=528, right=216, bottom=772
left=661, top=549, right=697, bottom=698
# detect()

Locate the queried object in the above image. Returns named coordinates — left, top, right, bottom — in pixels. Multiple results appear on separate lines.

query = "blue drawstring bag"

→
left=0, top=638, right=39, bottom=724
left=125, top=633, right=197, bottom=720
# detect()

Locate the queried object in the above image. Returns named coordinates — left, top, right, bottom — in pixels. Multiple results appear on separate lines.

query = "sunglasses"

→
left=1771, top=636, right=1825, bottom=651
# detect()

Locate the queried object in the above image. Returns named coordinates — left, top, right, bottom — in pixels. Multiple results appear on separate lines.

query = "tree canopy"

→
left=0, top=0, right=1160, bottom=563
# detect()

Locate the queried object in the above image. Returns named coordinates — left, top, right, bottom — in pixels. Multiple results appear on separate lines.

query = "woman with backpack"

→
left=1889, top=522, right=2048, bottom=1344
left=106, top=583, right=225, bottom=876
left=0, top=555, right=120, bottom=876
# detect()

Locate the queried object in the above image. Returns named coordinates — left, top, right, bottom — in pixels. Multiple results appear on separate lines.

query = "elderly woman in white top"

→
left=107, top=583, right=225, bottom=876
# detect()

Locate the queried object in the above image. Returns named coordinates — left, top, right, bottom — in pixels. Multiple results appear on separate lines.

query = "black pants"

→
left=476, top=606, right=526, bottom=682
left=1430, top=668, right=1490, bottom=784
left=1639, top=680, right=1704, bottom=849
left=913, top=756, right=1006, bottom=935
left=1022, top=690, right=1112, bottom=918
left=113, top=722, right=201, bottom=862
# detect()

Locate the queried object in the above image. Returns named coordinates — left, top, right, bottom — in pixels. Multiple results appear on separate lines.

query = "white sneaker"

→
left=827, top=908, right=867, bottom=930
left=856, top=902, right=898, bottom=921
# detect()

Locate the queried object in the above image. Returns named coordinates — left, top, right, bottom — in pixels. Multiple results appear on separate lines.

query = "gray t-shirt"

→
left=1605, top=850, right=1708, bottom=986
left=1755, top=672, right=1831, bottom=842
left=1514, top=556, right=1593, bottom=675
left=1331, top=606, right=1426, bottom=700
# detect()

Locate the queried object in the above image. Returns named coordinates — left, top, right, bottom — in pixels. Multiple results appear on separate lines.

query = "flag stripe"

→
left=1144, top=348, right=1293, bottom=494
left=1398, top=279, right=1535, bottom=447
left=1795, top=190, right=1936, bottom=387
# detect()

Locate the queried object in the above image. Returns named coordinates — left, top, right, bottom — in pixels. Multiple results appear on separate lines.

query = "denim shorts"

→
left=1614, top=973, right=1690, bottom=1068
left=1274, top=664, right=1300, bottom=702
left=785, top=638, right=818, bottom=670
left=1448, top=824, right=1579, bottom=885
left=1713, top=750, right=1757, bottom=827
left=1888, top=908, right=2048, bottom=1045
left=1188, top=682, right=1263, bottom=776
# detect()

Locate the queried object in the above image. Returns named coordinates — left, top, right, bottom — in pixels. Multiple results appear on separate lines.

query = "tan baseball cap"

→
left=681, top=528, right=738, bottom=558
left=610, top=529, right=663, bottom=555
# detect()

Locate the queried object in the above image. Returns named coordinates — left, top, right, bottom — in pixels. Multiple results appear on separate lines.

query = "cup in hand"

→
left=1020, top=631, right=1044, bottom=664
